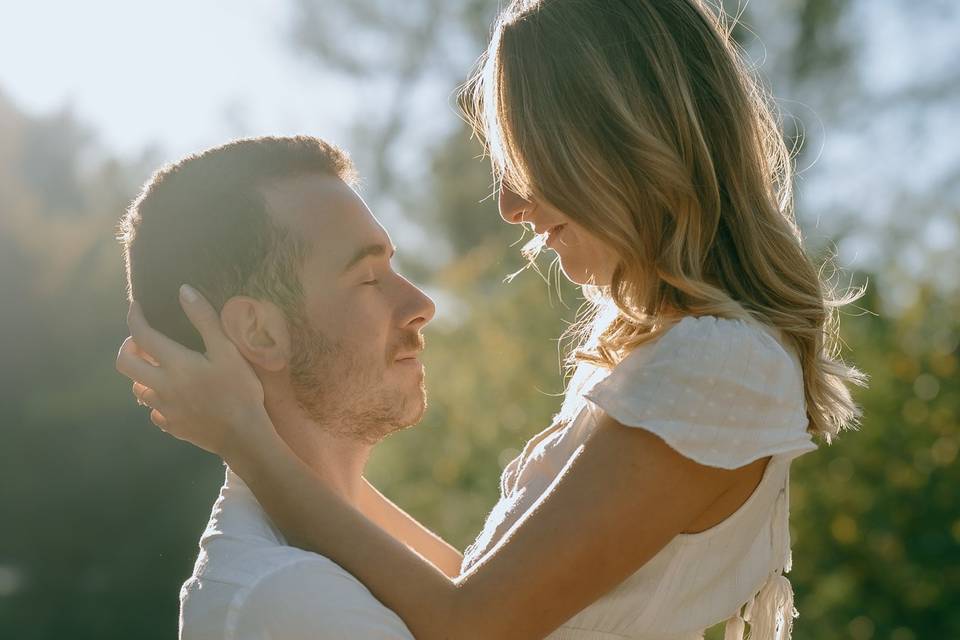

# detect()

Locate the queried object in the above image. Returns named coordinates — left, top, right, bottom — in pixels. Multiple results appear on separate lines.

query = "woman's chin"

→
left=557, top=259, right=612, bottom=287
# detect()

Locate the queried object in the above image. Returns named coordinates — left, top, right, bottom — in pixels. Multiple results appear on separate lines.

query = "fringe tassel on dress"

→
left=723, top=570, right=798, bottom=640
left=723, top=610, right=746, bottom=640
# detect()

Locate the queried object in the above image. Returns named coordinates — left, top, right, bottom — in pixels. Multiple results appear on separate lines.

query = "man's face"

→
left=263, top=174, right=436, bottom=444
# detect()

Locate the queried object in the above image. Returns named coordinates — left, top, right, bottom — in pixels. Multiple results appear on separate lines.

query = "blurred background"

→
left=0, top=0, right=957, bottom=638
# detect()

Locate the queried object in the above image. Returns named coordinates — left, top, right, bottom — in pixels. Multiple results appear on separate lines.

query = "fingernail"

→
left=180, top=284, right=198, bottom=302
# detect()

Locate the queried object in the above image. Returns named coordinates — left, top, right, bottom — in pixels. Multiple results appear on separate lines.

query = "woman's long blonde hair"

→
left=461, top=0, right=866, bottom=442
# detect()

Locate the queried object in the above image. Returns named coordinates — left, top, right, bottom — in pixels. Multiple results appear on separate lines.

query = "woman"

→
left=117, top=1, right=866, bottom=638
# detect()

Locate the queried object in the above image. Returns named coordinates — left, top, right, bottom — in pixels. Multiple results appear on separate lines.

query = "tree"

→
left=0, top=91, right=221, bottom=639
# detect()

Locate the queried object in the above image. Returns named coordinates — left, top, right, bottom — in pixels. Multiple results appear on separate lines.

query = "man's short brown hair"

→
left=118, top=135, right=356, bottom=351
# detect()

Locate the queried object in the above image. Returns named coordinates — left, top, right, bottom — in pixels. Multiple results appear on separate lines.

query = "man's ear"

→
left=219, top=296, right=290, bottom=373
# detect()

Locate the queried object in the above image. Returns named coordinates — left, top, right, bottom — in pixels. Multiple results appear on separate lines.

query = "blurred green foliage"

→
left=1, top=1, right=958, bottom=638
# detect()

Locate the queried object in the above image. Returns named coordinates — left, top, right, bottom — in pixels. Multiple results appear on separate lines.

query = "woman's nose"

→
left=498, top=184, right=533, bottom=225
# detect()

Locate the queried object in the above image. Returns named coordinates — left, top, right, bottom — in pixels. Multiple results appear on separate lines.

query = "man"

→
left=118, top=136, right=462, bottom=638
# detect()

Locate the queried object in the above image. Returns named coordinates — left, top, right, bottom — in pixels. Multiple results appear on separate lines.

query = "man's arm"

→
left=357, top=479, right=464, bottom=578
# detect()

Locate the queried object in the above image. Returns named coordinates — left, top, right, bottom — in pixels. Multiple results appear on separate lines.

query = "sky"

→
left=3, top=1, right=955, bottom=193
left=0, top=0, right=367, bottom=162
left=3, top=1, right=957, bottom=170
left=0, top=0, right=471, bottom=285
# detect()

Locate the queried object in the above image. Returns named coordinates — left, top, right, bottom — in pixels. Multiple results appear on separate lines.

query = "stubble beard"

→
left=287, top=314, right=426, bottom=445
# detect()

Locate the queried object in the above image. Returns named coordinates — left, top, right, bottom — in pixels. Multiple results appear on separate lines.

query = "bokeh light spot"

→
left=0, top=566, right=23, bottom=597
left=913, top=373, right=940, bottom=401
left=848, top=615, right=875, bottom=640
left=831, top=514, right=860, bottom=544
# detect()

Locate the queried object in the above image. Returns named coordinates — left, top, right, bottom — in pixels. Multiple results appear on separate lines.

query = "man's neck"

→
left=265, top=407, right=373, bottom=506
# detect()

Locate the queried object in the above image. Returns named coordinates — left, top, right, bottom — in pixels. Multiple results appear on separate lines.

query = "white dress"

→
left=461, top=315, right=818, bottom=640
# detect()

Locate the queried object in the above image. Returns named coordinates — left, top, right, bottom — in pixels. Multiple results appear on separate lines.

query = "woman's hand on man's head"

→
left=115, top=284, right=277, bottom=463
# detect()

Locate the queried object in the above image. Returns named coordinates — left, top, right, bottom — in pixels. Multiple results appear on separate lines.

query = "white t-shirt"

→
left=462, top=315, right=818, bottom=640
left=179, top=468, right=413, bottom=640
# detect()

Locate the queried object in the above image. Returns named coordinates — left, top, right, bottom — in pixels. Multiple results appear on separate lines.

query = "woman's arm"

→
left=200, top=412, right=755, bottom=640
left=118, top=293, right=760, bottom=640
left=357, top=478, right=464, bottom=578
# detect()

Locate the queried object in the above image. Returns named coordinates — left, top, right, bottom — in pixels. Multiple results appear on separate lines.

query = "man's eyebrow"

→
left=340, top=243, right=397, bottom=274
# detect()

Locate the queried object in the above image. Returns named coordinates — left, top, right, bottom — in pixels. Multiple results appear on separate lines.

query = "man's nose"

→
left=399, top=278, right=436, bottom=330
left=499, top=184, right=534, bottom=225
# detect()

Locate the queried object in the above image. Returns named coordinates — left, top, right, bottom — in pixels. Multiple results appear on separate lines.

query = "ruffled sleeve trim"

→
left=583, top=315, right=817, bottom=470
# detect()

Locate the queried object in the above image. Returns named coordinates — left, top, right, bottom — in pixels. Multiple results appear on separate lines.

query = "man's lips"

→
left=394, top=355, right=424, bottom=374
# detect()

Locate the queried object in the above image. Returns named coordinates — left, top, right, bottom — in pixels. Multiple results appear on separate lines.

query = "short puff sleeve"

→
left=584, top=315, right=816, bottom=469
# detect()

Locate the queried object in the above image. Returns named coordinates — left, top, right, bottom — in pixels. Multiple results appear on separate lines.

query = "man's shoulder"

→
left=180, top=541, right=353, bottom=612
left=179, top=475, right=412, bottom=639
left=188, top=530, right=344, bottom=587
left=183, top=469, right=337, bottom=590
left=181, top=545, right=412, bottom=640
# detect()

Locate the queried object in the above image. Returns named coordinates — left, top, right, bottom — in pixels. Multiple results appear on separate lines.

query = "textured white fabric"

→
left=461, top=315, right=817, bottom=640
left=179, top=468, right=413, bottom=640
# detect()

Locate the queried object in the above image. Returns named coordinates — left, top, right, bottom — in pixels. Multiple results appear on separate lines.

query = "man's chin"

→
left=395, top=390, right=427, bottom=431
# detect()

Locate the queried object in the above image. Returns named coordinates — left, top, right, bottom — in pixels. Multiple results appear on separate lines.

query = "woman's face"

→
left=498, top=185, right=618, bottom=286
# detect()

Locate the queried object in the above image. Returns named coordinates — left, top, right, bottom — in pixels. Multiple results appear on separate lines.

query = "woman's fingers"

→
left=132, top=381, right=161, bottom=409
left=132, top=381, right=171, bottom=435
left=130, top=337, right=160, bottom=367
left=116, top=336, right=165, bottom=388
left=178, top=284, right=232, bottom=357
left=132, top=381, right=147, bottom=405
left=127, top=301, right=194, bottom=365
left=149, top=409, right=168, bottom=430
